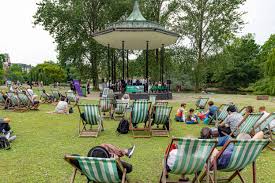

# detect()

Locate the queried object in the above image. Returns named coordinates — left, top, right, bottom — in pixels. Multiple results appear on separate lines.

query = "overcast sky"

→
left=0, top=0, right=275, bottom=66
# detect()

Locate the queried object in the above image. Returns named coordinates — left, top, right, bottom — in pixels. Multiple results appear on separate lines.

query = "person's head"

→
left=200, top=127, right=211, bottom=139
left=3, top=118, right=11, bottom=123
left=87, top=146, right=110, bottom=158
left=227, top=105, right=236, bottom=114
left=208, top=101, right=214, bottom=106
left=60, top=96, right=66, bottom=101
left=122, top=94, right=130, bottom=99
left=189, top=108, right=195, bottom=114
left=246, top=106, right=254, bottom=114
left=237, top=133, right=251, bottom=140
left=259, top=106, right=266, bottom=113
left=42, top=89, right=46, bottom=93
left=181, top=103, right=186, bottom=108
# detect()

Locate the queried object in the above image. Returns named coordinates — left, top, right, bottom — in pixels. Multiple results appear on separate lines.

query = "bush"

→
left=250, top=77, right=275, bottom=96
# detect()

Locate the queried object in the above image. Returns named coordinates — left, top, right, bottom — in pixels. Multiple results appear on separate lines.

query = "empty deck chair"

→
left=150, top=105, right=172, bottom=137
left=99, top=98, right=113, bottom=118
left=160, top=138, right=217, bottom=183
left=77, top=104, right=103, bottom=137
left=112, top=100, right=128, bottom=120
left=129, top=101, right=151, bottom=138
left=196, top=97, right=209, bottom=110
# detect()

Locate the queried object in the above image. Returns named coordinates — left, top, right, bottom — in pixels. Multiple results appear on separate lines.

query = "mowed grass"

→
left=0, top=93, right=274, bottom=183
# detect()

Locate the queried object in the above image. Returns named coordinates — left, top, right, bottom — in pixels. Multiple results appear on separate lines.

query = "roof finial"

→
left=126, top=0, right=146, bottom=21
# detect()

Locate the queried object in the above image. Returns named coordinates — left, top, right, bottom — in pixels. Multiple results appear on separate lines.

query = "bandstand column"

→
left=146, top=41, right=149, bottom=92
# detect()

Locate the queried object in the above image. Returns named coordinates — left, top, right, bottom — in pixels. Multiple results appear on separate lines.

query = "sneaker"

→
left=127, top=145, right=135, bottom=158
left=8, top=135, right=16, bottom=142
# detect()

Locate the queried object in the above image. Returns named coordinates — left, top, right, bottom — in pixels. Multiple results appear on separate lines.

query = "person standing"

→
left=87, top=80, right=90, bottom=95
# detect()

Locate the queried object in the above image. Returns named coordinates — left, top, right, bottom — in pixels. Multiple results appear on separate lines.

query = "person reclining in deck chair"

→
left=244, top=105, right=254, bottom=118
left=257, top=106, right=270, bottom=132
left=218, top=105, right=243, bottom=137
left=0, top=118, right=16, bottom=142
left=70, top=144, right=135, bottom=179
left=25, top=87, right=40, bottom=109
left=209, top=131, right=263, bottom=170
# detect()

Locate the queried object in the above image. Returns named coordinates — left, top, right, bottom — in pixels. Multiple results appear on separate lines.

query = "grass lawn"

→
left=0, top=92, right=274, bottom=183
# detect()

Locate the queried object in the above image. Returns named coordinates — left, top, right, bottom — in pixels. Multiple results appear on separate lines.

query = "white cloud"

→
left=0, top=0, right=274, bottom=65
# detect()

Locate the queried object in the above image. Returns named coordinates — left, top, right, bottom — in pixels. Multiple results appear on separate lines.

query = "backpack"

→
left=0, top=136, right=10, bottom=150
left=116, top=118, right=129, bottom=134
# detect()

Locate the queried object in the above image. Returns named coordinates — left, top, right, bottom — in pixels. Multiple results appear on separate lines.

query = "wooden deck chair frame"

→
left=160, top=138, right=218, bottom=183
left=155, top=101, right=169, bottom=106
left=238, top=107, right=247, bottom=116
left=253, top=112, right=275, bottom=151
left=112, top=100, right=128, bottom=120
left=64, top=155, right=128, bottom=183
left=208, top=104, right=231, bottom=126
left=228, top=113, right=263, bottom=137
left=77, top=104, right=103, bottom=138
left=196, top=97, right=209, bottom=110
left=150, top=105, right=172, bottom=137
left=99, top=98, right=113, bottom=119
left=17, top=92, right=31, bottom=111
left=129, top=101, right=152, bottom=138
left=200, top=139, right=270, bottom=183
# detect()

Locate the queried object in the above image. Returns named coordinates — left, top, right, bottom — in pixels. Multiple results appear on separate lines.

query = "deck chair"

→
left=77, top=104, right=103, bottom=137
left=149, top=95, right=157, bottom=105
left=254, top=112, right=275, bottom=151
left=160, top=138, right=217, bottom=183
left=66, top=90, right=78, bottom=105
left=0, top=93, right=7, bottom=108
left=200, top=139, right=270, bottom=183
left=17, top=92, right=31, bottom=110
left=99, top=98, right=113, bottom=118
left=196, top=97, right=209, bottom=110
left=64, top=155, right=128, bottom=183
left=150, top=105, right=172, bottom=137
left=229, top=113, right=263, bottom=137
left=112, top=100, right=128, bottom=120
left=129, top=100, right=151, bottom=138
left=51, top=89, right=61, bottom=102
left=208, top=104, right=231, bottom=126
left=155, top=101, right=168, bottom=106
left=39, top=89, right=52, bottom=103
left=239, top=107, right=247, bottom=116
left=6, top=92, right=19, bottom=110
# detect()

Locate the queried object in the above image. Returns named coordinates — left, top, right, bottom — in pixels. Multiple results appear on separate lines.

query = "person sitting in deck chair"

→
left=205, top=101, right=218, bottom=118
left=244, top=105, right=254, bottom=118
left=69, top=144, right=135, bottom=179
left=218, top=105, right=243, bottom=137
left=25, top=87, right=40, bottom=109
left=210, top=131, right=264, bottom=170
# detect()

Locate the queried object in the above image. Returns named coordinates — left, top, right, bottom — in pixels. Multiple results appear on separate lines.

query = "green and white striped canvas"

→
left=149, top=95, right=156, bottom=105
left=52, top=90, right=60, bottom=100
left=18, top=93, right=29, bottom=106
left=239, top=107, right=247, bottom=116
left=217, top=104, right=231, bottom=120
left=238, top=113, right=263, bottom=134
left=131, top=101, right=150, bottom=124
left=114, top=100, right=128, bottom=114
left=170, top=138, right=216, bottom=175
left=83, top=104, right=101, bottom=125
left=222, top=139, right=269, bottom=172
left=8, top=92, right=19, bottom=106
left=67, top=91, right=76, bottom=102
left=196, top=98, right=209, bottom=108
left=75, top=156, right=121, bottom=183
left=257, top=112, right=275, bottom=132
left=100, top=98, right=112, bottom=112
left=153, top=105, right=172, bottom=125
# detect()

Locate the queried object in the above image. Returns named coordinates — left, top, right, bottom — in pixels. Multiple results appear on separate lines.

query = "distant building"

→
left=12, top=63, right=32, bottom=73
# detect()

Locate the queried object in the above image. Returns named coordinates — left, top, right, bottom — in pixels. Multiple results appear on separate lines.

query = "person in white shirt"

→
left=257, top=106, right=270, bottom=127
left=55, top=96, right=68, bottom=114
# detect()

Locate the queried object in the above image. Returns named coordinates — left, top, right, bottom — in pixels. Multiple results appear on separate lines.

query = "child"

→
left=175, top=103, right=186, bottom=122
left=186, top=108, right=198, bottom=124
left=0, top=118, right=16, bottom=142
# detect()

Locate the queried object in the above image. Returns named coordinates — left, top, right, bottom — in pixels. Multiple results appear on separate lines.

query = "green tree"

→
left=29, top=62, right=66, bottom=85
left=175, top=0, right=246, bottom=92
left=265, top=48, right=275, bottom=77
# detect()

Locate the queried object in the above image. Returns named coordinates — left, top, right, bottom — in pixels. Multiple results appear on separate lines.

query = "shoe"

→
left=127, top=145, right=135, bottom=158
left=8, top=135, right=16, bottom=142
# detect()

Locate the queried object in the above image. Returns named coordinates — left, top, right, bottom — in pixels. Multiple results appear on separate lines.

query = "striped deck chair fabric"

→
left=17, top=92, right=30, bottom=107
left=217, top=104, right=231, bottom=121
left=71, top=156, right=121, bottom=183
left=237, top=113, right=263, bottom=134
left=7, top=92, right=19, bottom=107
left=221, top=139, right=269, bottom=172
left=52, top=90, right=60, bottom=101
left=256, top=112, right=275, bottom=132
left=153, top=105, right=172, bottom=126
left=239, top=107, right=247, bottom=116
left=114, top=100, right=128, bottom=115
left=196, top=98, right=209, bottom=109
left=131, top=101, right=150, bottom=125
left=67, top=91, right=77, bottom=103
left=149, top=95, right=156, bottom=105
left=100, top=98, right=112, bottom=112
left=83, top=105, right=101, bottom=126
left=169, top=138, right=217, bottom=175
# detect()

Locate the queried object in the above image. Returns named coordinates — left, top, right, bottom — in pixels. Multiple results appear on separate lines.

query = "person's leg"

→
left=100, top=144, right=127, bottom=157
left=218, top=126, right=231, bottom=137
left=217, top=135, right=230, bottom=146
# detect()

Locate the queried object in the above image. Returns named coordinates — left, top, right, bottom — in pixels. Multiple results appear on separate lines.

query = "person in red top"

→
left=175, top=103, right=186, bottom=122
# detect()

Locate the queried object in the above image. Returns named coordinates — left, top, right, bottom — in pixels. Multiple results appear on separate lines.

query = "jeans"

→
left=218, top=126, right=231, bottom=137
left=175, top=116, right=184, bottom=122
